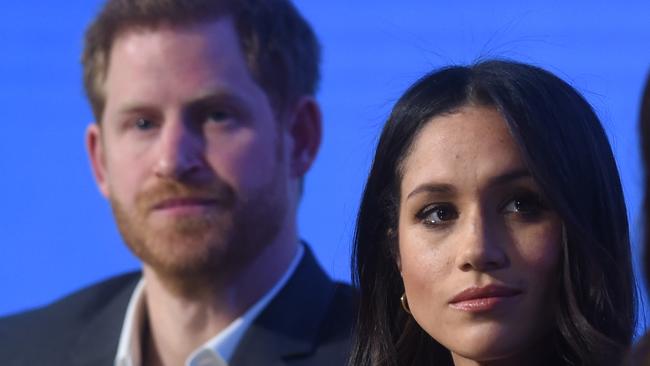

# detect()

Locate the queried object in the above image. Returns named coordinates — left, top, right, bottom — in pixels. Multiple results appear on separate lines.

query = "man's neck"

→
left=140, top=237, right=299, bottom=366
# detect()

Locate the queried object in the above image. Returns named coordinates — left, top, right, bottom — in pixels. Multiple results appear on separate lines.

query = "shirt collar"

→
left=114, top=244, right=305, bottom=366
left=114, top=279, right=145, bottom=366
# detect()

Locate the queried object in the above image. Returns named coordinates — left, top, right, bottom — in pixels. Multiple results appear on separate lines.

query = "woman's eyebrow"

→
left=406, top=183, right=456, bottom=201
left=405, top=169, right=531, bottom=201
left=487, top=169, right=531, bottom=188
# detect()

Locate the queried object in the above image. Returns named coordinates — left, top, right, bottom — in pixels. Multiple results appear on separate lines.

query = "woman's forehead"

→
left=399, top=106, right=528, bottom=193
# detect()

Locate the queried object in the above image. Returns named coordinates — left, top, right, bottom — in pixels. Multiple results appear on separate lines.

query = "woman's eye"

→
left=502, top=194, right=545, bottom=216
left=418, top=204, right=458, bottom=225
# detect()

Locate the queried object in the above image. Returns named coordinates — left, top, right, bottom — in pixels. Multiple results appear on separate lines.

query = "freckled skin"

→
left=398, top=106, right=562, bottom=366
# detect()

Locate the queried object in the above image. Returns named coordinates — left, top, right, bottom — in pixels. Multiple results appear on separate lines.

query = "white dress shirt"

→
left=114, top=244, right=305, bottom=366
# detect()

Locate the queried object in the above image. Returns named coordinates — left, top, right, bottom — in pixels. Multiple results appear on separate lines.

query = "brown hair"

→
left=82, top=0, right=321, bottom=121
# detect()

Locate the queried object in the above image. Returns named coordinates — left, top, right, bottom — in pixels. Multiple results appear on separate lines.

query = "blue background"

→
left=1, top=0, right=649, bottom=332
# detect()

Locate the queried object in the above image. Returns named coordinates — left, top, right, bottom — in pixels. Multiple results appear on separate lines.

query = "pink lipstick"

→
left=449, top=284, right=522, bottom=312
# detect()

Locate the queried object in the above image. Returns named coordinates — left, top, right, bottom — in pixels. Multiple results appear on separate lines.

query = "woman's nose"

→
left=455, top=211, right=509, bottom=272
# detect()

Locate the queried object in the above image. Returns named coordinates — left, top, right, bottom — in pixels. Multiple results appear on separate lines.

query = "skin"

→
left=397, top=105, right=562, bottom=366
left=86, top=17, right=321, bottom=366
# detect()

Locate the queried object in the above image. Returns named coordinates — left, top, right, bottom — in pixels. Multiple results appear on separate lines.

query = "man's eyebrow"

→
left=189, top=90, right=249, bottom=109
left=113, top=90, right=249, bottom=115
left=115, top=103, right=158, bottom=116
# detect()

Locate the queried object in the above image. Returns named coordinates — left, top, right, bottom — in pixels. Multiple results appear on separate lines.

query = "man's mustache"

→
left=135, top=180, right=235, bottom=212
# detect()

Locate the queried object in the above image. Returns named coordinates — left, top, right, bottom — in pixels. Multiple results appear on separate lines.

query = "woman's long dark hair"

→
left=349, top=60, right=636, bottom=366
left=625, top=73, right=650, bottom=366
left=641, top=73, right=650, bottom=287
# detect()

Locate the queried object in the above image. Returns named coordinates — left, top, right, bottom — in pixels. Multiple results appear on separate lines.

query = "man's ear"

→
left=286, top=96, right=322, bottom=178
left=86, top=123, right=110, bottom=198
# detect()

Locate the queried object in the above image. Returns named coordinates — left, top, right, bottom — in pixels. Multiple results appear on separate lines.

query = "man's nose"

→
left=153, top=119, right=204, bottom=180
left=455, top=210, right=509, bottom=272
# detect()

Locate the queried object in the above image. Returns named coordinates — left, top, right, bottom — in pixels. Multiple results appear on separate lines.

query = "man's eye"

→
left=207, top=110, right=230, bottom=123
left=417, top=204, right=459, bottom=225
left=135, top=118, right=155, bottom=130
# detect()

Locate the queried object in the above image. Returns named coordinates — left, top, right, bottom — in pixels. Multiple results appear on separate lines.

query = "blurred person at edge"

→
left=0, top=1, right=355, bottom=365
left=348, top=60, right=636, bottom=366
left=624, top=74, right=650, bottom=366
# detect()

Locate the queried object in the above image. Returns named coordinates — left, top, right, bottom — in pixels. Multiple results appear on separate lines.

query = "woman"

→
left=624, top=74, right=650, bottom=366
left=350, top=60, right=636, bottom=365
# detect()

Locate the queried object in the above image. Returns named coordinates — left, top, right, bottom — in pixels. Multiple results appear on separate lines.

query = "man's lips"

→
left=449, top=284, right=522, bottom=312
left=151, top=197, right=221, bottom=211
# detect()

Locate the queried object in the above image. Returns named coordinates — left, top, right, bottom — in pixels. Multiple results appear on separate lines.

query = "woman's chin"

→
left=438, top=324, right=532, bottom=364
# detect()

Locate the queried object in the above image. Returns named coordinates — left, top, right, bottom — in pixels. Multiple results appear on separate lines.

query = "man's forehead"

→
left=99, top=19, right=274, bottom=123
left=111, top=15, right=238, bottom=51
left=105, top=17, right=248, bottom=86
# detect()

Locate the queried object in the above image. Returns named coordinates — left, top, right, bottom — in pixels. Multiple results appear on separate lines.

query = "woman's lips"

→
left=449, top=284, right=522, bottom=312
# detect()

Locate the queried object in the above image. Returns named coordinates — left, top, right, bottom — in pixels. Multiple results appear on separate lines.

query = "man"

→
left=0, top=1, right=354, bottom=365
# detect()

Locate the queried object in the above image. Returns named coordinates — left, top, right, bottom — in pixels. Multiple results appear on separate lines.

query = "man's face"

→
left=86, top=18, right=310, bottom=278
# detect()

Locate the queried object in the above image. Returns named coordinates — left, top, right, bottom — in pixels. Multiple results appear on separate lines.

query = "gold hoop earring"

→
left=400, top=293, right=411, bottom=314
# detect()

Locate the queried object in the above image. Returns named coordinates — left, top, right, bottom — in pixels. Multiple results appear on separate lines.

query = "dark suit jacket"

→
left=0, top=247, right=355, bottom=366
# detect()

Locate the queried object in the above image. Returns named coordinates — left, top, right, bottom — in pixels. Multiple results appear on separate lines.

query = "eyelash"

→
left=206, top=110, right=231, bottom=123
left=134, top=117, right=156, bottom=130
left=122, top=117, right=159, bottom=134
left=124, top=109, right=232, bottom=132
left=500, top=192, right=548, bottom=219
left=415, top=192, right=549, bottom=227
left=416, top=203, right=458, bottom=227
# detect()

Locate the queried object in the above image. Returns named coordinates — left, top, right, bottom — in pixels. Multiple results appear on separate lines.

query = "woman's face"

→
left=397, top=105, right=562, bottom=365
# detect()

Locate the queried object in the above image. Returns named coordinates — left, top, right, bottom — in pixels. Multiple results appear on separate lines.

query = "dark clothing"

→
left=0, top=247, right=355, bottom=366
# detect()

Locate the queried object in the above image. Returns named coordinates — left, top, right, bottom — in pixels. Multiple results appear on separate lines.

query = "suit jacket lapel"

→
left=230, top=246, right=336, bottom=366
left=61, top=249, right=335, bottom=366
left=68, top=273, right=141, bottom=366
